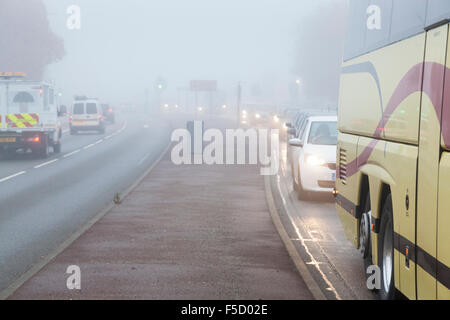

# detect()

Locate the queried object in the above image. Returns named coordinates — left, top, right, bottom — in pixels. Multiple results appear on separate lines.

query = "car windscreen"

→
left=86, top=103, right=98, bottom=114
left=73, top=103, right=84, bottom=114
left=308, top=121, right=337, bottom=145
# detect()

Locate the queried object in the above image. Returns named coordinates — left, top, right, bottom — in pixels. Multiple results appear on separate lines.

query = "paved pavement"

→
left=9, top=120, right=313, bottom=299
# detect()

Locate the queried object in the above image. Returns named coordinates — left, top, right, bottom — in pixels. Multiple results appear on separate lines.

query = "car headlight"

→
left=305, top=154, right=326, bottom=166
left=255, top=113, right=261, bottom=119
left=273, top=115, right=279, bottom=123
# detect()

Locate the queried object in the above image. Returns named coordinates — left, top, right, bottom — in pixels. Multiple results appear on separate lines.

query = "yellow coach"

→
left=336, top=0, right=450, bottom=300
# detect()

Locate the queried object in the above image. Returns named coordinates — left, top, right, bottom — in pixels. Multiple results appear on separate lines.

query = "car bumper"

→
left=70, top=121, right=103, bottom=130
left=300, top=163, right=336, bottom=192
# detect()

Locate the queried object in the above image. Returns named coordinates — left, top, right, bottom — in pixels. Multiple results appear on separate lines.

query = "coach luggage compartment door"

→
left=335, top=132, right=360, bottom=247
left=416, top=24, right=448, bottom=300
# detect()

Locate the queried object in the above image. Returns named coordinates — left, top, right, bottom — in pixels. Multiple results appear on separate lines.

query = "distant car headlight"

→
left=273, top=115, right=279, bottom=123
left=255, top=113, right=261, bottom=119
left=242, top=113, right=247, bottom=119
left=305, top=154, right=326, bottom=166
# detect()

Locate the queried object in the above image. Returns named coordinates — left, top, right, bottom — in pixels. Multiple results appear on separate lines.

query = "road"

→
left=0, top=115, right=378, bottom=299
left=0, top=112, right=172, bottom=292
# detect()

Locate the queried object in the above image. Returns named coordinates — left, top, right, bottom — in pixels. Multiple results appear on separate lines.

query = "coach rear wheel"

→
left=378, top=194, right=398, bottom=300
left=359, top=193, right=374, bottom=288
left=359, top=193, right=371, bottom=259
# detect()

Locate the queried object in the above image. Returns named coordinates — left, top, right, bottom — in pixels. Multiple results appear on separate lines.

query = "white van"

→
left=70, top=98, right=105, bottom=134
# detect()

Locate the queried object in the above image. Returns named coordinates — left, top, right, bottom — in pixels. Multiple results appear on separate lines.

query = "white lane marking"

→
left=60, top=121, right=127, bottom=160
left=138, top=152, right=151, bottom=165
left=0, top=171, right=26, bottom=183
left=117, top=121, right=127, bottom=134
left=34, top=159, right=59, bottom=169
left=63, top=149, right=81, bottom=158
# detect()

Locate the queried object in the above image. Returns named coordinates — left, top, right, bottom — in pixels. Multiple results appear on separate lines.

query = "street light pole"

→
left=236, top=82, right=242, bottom=127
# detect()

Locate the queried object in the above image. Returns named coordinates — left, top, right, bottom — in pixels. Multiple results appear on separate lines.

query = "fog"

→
left=41, top=0, right=347, bottom=109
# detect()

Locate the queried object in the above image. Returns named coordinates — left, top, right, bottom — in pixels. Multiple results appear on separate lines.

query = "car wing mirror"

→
left=285, top=122, right=292, bottom=128
left=289, top=138, right=303, bottom=147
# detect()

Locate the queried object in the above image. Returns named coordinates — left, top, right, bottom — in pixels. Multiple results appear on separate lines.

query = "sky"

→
left=43, top=0, right=335, bottom=108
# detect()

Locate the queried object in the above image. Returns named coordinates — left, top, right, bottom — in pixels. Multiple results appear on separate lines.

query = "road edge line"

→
left=0, top=141, right=172, bottom=300
left=264, top=175, right=327, bottom=300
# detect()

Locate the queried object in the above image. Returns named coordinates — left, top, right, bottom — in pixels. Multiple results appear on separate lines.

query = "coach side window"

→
left=365, top=0, right=392, bottom=52
left=344, top=0, right=368, bottom=61
left=390, top=0, right=427, bottom=43
left=426, top=0, right=450, bottom=27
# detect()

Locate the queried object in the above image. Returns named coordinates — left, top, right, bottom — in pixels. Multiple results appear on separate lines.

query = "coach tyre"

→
left=360, top=193, right=373, bottom=284
left=378, top=194, right=398, bottom=300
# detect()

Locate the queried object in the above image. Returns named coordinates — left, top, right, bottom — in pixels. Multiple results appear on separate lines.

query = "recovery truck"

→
left=0, top=72, right=62, bottom=158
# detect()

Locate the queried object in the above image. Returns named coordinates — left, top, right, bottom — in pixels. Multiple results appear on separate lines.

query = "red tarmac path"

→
left=10, top=145, right=313, bottom=299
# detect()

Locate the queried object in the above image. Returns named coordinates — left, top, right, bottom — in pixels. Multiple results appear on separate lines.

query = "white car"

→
left=289, top=115, right=337, bottom=199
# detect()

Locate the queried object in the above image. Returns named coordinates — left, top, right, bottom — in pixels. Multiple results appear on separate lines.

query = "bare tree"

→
left=0, top=0, right=65, bottom=80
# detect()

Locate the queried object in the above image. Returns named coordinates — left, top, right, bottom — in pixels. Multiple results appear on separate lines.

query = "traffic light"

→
left=154, top=77, right=167, bottom=92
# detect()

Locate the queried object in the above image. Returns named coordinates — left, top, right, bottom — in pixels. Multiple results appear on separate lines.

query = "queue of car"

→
left=0, top=73, right=117, bottom=159
left=240, top=108, right=282, bottom=129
